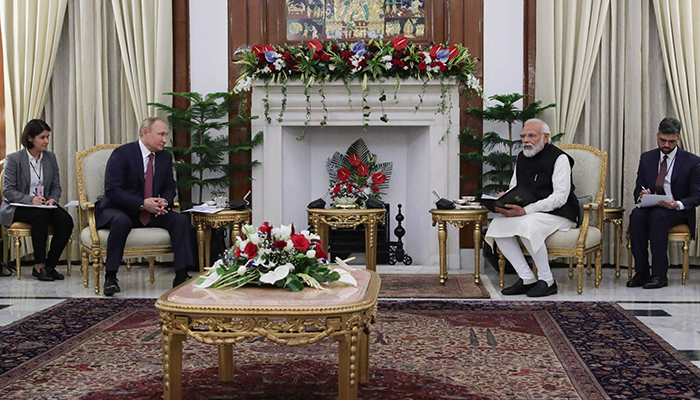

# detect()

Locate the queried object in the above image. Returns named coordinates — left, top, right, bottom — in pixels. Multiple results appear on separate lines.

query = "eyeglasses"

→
left=520, top=133, right=540, bottom=140
left=658, top=137, right=678, bottom=145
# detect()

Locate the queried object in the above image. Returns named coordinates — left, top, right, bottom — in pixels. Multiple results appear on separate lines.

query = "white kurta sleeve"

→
left=509, top=166, right=518, bottom=190
left=523, top=154, right=572, bottom=214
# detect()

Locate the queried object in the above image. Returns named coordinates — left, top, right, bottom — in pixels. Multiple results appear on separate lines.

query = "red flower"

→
left=341, top=51, right=352, bottom=58
left=244, top=242, right=258, bottom=259
left=258, top=221, right=273, bottom=235
left=263, top=45, right=274, bottom=52
left=439, top=64, right=448, bottom=72
left=392, top=36, right=408, bottom=51
left=234, top=247, right=242, bottom=258
left=357, top=163, right=369, bottom=176
left=372, top=184, right=379, bottom=192
left=430, top=45, right=443, bottom=58
left=337, top=168, right=351, bottom=181
left=271, top=240, right=287, bottom=250
left=320, top=54, right=331, bottom=61
left=315, top=245, right=327, bottom=260
left=418, top=62, right=427, bottom=71
left=291, top=234, right=310, bottom=252
left=252, top=44, right=264, bottom=56
left=447, top=46, right=459, bottom=60
left=308, top=40, right=323, bottom=52
left=333, top=185, right=340, bottom=194
left=349, top=153, right=361, bottom=166
left=371, top=172, right=386, bottom=184
left=348, top=186, right=353, bottom=193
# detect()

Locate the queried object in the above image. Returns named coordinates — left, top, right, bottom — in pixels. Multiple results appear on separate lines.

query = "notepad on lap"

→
left=479, top=186, right=537, bottom=213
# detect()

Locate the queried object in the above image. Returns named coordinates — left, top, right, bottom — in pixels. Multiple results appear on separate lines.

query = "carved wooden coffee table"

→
left=155, top=269, right=380, bottom=400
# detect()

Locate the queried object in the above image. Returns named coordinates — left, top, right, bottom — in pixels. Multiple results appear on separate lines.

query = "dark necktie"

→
left=655, top=155, right=668, bottom=195
left=140, top=153, right=154, bottom=225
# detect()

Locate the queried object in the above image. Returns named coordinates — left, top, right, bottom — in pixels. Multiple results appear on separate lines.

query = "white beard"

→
left=523, top=138, right=545, bottom=157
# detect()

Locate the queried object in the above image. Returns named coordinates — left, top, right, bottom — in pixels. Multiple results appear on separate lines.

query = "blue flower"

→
left=351, top=40, right=368, bottom=58
left=436, top=49, right=450, bottom=63
left=264, top=50, right=279, bottom=63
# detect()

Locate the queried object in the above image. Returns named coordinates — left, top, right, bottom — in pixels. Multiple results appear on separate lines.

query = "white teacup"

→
left=215, top=196, right=228, bottom=208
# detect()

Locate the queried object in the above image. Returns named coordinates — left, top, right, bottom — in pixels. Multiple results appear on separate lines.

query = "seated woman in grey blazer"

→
left=0, top=119, right=74, bottom=281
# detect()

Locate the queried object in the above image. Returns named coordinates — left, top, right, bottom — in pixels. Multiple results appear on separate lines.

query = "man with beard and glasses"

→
left=627, top=117, right=700, bottom=289
left=485, top=118, right=580, bottom=297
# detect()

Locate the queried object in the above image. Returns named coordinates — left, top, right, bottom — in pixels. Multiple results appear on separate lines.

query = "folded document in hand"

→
left=479, top=186, right=537, bottom=213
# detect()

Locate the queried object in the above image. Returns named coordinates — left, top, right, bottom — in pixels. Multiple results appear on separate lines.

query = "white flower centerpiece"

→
left=195, top=222, right=356, bottom=291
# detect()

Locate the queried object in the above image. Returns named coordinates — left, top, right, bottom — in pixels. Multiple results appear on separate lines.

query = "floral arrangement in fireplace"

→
left=326, top=138, right=392, bottom=208
left=233, top=37, right=481, bottom=139
left=195, top=222, right=357, bottom=292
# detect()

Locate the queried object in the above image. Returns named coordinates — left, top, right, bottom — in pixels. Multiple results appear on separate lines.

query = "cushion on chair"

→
left=669, top=224, right=691, bottom=234
left=545, top=226, right=602, bottom=249
left=576, top=195, right=593, bottom=226
left=80, top=227, right=172, bottom=249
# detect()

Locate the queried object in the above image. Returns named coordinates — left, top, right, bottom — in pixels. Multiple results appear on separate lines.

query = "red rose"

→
left=271, top=240, right=287, bottom=250
left=320, top=54, right=330, bottom=61
left=234, top=247, right=242, bottom=258
left=337, top=168, right=351, bottom=181
left=348, top=153, right=361, bottom=166
left=357, top=163, right=369, bottom=176
left=312, top=52, right=320, bottom=60
left=392, top=36, right=408, bottom=51
left=372, top=184, right=379, bottom=192
left=291, top=234, right=310, bottom=252
left=315, top=245, right=327, bottom=260
left=333, top=185, right=340, bottom=194
left=447, top=46, right=459, bottom=60
left=283, top=52, right=292, bottom=61
left=308, top=40, right=323, bottom=52
left=348, top=186, right=353, bottom=193
left=371, top=172, right=386, bottom=184
left=439, top=64, right=448, bottom=72
left=252, top=44, right=264, bottom=56
left=419, top=53, right=426, bottom=59
left=244, top=242, right=258, bottom=259
left=430, top=45, right=443, bottom=58
left=258, top=222, right=272, bottom=235
left=430, top=62, right=438, bottom=68
left=418, top=62, right=427, bottom=71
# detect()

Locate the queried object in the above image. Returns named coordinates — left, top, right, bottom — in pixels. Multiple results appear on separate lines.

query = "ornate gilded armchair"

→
left=499, top=144, right=608, bottom=294
left=76, top=145, right=175, bottom=294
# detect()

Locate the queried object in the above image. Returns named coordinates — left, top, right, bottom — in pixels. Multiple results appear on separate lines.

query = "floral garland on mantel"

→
left=233, top=37, right=482, bottom=141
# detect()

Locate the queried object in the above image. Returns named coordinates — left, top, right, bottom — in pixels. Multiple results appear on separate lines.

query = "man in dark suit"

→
left=628, top=117, right=700, bottom=289
left=96, top=117, right=194, bottom=296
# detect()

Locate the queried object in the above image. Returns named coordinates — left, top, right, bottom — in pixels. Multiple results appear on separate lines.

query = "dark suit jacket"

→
left=634, top=147, right=700, bottom=237
left=0, top=149, right=62, bottom=226
left=95, top=141, right=176, bottom=228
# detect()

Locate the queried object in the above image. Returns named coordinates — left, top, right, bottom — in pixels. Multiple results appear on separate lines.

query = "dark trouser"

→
left=629, top=206, right=687, bottom=277
left=98, top=210, right=194, bottom=273
left=12, top=206, right=74, bottom=267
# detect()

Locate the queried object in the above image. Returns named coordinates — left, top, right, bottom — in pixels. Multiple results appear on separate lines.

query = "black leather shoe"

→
left=32, top=267, right=55, bottom=282
left=643, top=275, right=668, bottom=289
left=173, top=271, right=192, bottom=288
left=627, top=272, right=650, bottom=287
left=526, top=280, right=558, bottom=297
left=104, top=276, right=121, bottom=296
left=46, top=266, right=64, bottom=280
left=501, top=278, right=538, bottom=295
left=0, top=266, right=11, bottom=277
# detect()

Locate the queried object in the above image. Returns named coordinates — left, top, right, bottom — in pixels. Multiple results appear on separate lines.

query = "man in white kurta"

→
left=485, top=119, right=579, bottom=297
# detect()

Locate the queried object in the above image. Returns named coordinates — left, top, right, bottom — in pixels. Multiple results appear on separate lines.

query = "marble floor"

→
left=1, top=260, right=699, bottom=370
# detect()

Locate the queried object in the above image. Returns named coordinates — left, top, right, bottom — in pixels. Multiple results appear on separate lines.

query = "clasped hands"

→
left=144, top=197, right=169, bottom=216
left=494, top=191, right=526, bottom=217
left=31, top=196, right=55, bottom=206
left=639, top=188, right=679, bottom=209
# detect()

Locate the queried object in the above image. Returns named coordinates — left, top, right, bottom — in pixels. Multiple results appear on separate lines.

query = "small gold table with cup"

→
left=603, top=202, right=625, bottom=278
left=430, top=202, right=489, bottom=286
left=191, top=209, right=251, bottom=272
left=155, top=269, right=380, bottom=400
left=307, top=208, right=386, bottom=271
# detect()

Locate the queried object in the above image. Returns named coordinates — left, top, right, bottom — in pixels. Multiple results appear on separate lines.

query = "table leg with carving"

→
left=218, top=344, right=234, bottom=382
left=231, top=222, right=242, bottom=247
left=364, top=220, right=377, bottom=272
left=473, top=220, right=482, bottom=284
left=204, top=225, right=212, bottom=271
left=197, top=221, right=206, bottom=273
left=437, top=221, right=447, bottom=285
left=336, top=331, right=360, bottom=400
left=358, top=329, right=370, bottom=383
left=161, top=313, right=185, bottom=400
left=613, top=218, right=622, bottom=278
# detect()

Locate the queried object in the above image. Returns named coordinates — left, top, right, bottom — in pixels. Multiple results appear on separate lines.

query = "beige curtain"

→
left=576, top=0, right=676, bottom=265
left=0, top=0, right=68, bottom=153
left=536, top=0, right=610, bottom=143
left=654, top=0, right=700, bottom=256
left=110, top=0, right=173, bottom=121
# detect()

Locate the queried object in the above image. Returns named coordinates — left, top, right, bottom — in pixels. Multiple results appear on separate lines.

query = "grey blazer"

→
left=0, top=150, right=62, bottom=227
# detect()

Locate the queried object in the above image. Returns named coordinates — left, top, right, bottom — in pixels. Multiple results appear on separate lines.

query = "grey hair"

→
left=139, top=117, right=166, bottom=136
left=523, top=118, right=551, bottom=135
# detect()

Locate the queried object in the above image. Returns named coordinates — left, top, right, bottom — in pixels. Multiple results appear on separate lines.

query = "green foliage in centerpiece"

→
left=195, top=222, right=357, bottom=292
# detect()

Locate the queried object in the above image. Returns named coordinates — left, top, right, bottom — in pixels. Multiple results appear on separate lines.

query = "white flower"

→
left=211, top=259, right=224, bottom=269
left=195, top=268, right=221, bottom=289
left=423, top=53, right=432, bottom=63
left=248, top=232, right=260, bottom=245
left=334, top=257, right=356, bottom=270
left=385, top=62, right=392, bottom=70
left=233, top=76, right=253, bottom=93
left=382, top=55, right=393, bottom=62
left=306, top=250, right=316, bottom=258
left=332, top=267, right=357, bottom=287
left=403, top=66, right=408, bottom=70
left=236, top=265, right=247, bottom=275
left=272, top=224, right=292, bottom=240
left=284, top=240, right=294, bottom=252
left=238, top=239, right=249, bottom=252
left=301, top=229, right=320, bottom=241
left=260, top=263, right=292, bottom=285
left=242, top=224, right=256, bottom=236
left=329, top=64, right=336, bottom=71
left=260, top=66, right=271, bottom=74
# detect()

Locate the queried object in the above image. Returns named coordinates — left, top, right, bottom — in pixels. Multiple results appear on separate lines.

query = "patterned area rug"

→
left=1, top=299, right=699, bottom=399
left=378, top=274, right=490, bottom=298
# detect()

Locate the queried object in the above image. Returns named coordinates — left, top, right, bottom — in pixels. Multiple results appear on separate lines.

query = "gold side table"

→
left=191, top=209, right=251, bottom=272
left=156, top=269, right=380, bottom=400
left=603, top=207, right=625, bottom=279
left=430, top=208, right=489, bottom=285
left=307, top=208, right=386, bottom=271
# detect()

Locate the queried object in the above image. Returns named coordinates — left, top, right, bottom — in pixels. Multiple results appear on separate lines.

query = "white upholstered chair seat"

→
left=545, top=226, right=602, bottom=249
left=80, top=227, right=172, bottom=249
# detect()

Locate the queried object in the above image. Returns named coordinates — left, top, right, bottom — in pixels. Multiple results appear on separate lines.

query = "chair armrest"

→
left=81, top=202, right=95, bottom=211
left=80, top=202, right=101, bottom=248
left=585, top=202, right=599, bottom=210
left=172, top=201, right=180, bottom=212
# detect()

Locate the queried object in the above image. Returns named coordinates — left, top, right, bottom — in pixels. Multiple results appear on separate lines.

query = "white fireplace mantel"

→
left=251, top=79, right=461, bottom=269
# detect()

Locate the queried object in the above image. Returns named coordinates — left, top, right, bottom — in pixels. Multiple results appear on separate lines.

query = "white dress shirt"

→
left=26, top=149, right=44, bottom=197
left=138, top=139, right=155, bottom=175
left=658, top=147, right=684, bottom=210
